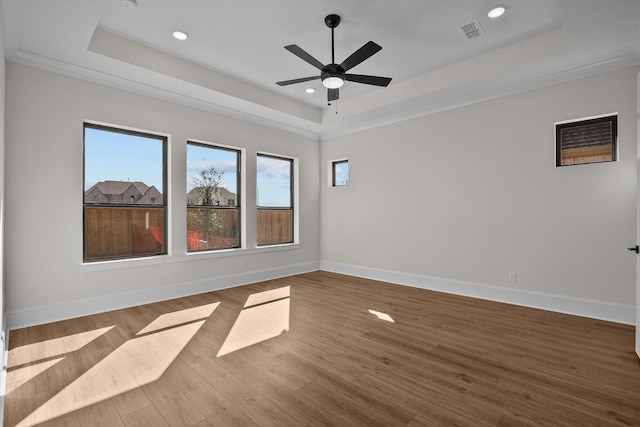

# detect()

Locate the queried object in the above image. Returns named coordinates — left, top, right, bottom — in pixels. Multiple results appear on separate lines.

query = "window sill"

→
left=79, top=243, right=301, bottom=272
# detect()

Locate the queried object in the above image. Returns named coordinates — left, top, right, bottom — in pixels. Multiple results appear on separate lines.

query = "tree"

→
left=190, top=167, right=225, bottom=206
left=187, top=167, right=226, bottom=244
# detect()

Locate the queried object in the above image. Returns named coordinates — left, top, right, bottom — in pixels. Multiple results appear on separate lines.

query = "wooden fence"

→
left=84, top=206, right=292, bottom=259
left=84, top=206, right=165, bottom=260
left=257, top=209, right=292, bottom=245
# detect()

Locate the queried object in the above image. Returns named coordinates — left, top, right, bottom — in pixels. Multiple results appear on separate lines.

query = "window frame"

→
left=186, top=141, right=242, bottom=253
left=83, top=122, right=168, bottom=262
left=256, top=153, right=295, bottom=246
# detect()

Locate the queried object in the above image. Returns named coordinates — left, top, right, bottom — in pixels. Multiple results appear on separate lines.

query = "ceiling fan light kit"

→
left=322, top=77, right=344, bottom=89
left=276, top=13, right=392, bottom=102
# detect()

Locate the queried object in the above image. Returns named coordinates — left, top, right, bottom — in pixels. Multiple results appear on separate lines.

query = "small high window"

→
left=556, top=115, right=617, bottom=167
left=332, top=159, right=349, bottom=186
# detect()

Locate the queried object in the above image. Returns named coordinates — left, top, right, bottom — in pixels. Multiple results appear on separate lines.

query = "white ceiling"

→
left=4, top=0, right=640, bottom=139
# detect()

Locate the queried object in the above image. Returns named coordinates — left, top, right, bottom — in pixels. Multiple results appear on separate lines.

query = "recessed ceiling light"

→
left=305, top=88, right=316, bottom=94
left=121, top=0, right=137, bottom=7
left=172, top=30, right=189, bottom=41
left=488, top=5, right=507, bottom=19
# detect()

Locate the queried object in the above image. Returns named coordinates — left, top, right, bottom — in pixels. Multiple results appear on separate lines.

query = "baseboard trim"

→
left=320, top=261, right=635, bottom=325
left=6, top=261, right=320, bottom=331
left=6, top=260, right=634, bottom=331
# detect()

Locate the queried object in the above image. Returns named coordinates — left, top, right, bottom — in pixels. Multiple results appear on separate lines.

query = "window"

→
left=556, top=115, right=617, bottom=166
left=332, top=159, right=349, bottom=186
left=83, top=123, right=167, bottom=261
left=187, top=142, right=240, bottom=251
left=257, top=154, right=293, bottom=246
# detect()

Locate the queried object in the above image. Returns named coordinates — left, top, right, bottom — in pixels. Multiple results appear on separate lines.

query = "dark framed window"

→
left=556, top=115, right=617, bottom=167
left=332, top=159, right=349, bottom=186
left=187, top=142, right=241, bottom=252
left=83, top=123, right=167, bottom=261
left=257, top=154, right=293, bottom=246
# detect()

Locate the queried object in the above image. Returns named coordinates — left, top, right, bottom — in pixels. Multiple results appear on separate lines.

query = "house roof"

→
left=187, top=187, right=237, bottom=204
left=87, top=180, right=149, bottom=196
left=5, top=1, right=640, bottom=139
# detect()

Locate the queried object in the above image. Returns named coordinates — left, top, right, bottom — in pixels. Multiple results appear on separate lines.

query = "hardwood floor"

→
left=5, top=271, right=640, bottom=426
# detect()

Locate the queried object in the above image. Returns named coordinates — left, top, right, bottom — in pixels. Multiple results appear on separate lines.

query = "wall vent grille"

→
left=461, top=20, right=485, bottom=39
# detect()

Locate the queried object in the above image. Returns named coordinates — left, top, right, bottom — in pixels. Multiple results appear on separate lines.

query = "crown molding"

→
left=7, top=48, right=640, bottom=143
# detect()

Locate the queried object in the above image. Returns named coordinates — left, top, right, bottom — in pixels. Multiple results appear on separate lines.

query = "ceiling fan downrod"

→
left=325, top=14, right=341, bottom=64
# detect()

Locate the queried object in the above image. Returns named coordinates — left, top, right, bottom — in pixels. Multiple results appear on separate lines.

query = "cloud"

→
left=257, top=157, right=291, bottom=179
left=187, top=159, right=236, bottom=174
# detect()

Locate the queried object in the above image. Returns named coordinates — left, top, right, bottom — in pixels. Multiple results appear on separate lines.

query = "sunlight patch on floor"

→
left=244, top=286, right=290, bottom=308
left=217, top=287, right=290, bottom=357
left=6, top=357, right=65, bottom=394
left=8, top=326, right=115, bottom=367
left=13, top=303, right=218, bottom=427
left=136, top=302, right=220, bottom=335
left=368, top=309, right=395, bottom=323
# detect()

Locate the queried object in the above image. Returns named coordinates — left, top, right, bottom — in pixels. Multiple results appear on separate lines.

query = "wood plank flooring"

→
left=5, top=271, right=640, bottom=426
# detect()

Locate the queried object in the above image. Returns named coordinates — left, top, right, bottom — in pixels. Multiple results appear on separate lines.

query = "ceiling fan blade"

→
left=276, top=76, right=320, bottom=86
left=340, top=41, right=382, bottom=71
left=284, top=45, right=325, bottom=70
left=345, top=74, right=392, bottom=87
left=328, top=88, right=339, bottom=102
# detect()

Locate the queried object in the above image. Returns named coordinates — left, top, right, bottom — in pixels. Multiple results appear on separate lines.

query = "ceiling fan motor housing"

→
left=321, top=64, right=346, bottom=82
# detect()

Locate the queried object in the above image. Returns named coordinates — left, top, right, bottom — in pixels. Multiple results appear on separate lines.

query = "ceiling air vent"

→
left=461, top=20, right=485, bottom=40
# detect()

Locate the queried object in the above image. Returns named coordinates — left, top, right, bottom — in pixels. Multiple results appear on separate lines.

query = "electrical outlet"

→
left=508, top=272, right=517, bottom=283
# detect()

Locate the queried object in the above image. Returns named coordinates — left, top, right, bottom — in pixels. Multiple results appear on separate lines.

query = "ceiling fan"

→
left=276, top=14, right=392, bottom=102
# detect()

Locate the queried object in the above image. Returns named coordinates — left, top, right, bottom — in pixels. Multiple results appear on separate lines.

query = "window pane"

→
left=84, top=206, right=164, bottom=259
left=84, top=124, right=166, bottom=261
left=257, top=154, right=293, bottom=245
left=257, top=209, right=292, bottom=245
left=556, top=115, right=617, bottom=166
left=187, top=142, right=240, bottom=251
left=187, top=208, right=239, bottom=250
left=257, top=155, right=291, bottom=208
left=332, top=160, right=349, bottom=186
left=85, top=127, right=164, bottom=196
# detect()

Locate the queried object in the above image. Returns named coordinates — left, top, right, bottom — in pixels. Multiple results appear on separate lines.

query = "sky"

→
left=85, top=127, right=292, bottom=207
left=84, top=127, right=164, bottom=193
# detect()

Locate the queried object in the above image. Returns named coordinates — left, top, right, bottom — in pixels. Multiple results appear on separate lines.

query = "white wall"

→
left=0, top=2, right=7, bottom=419
left=4, top=61, right=637, bottom=329
left=636, top=72, right=640, bottom=357
left=4, top=63, right=320, bottom=327
left=321, top=67, right=638, bottom=314
left=0, top=0, right=6, bottom=336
